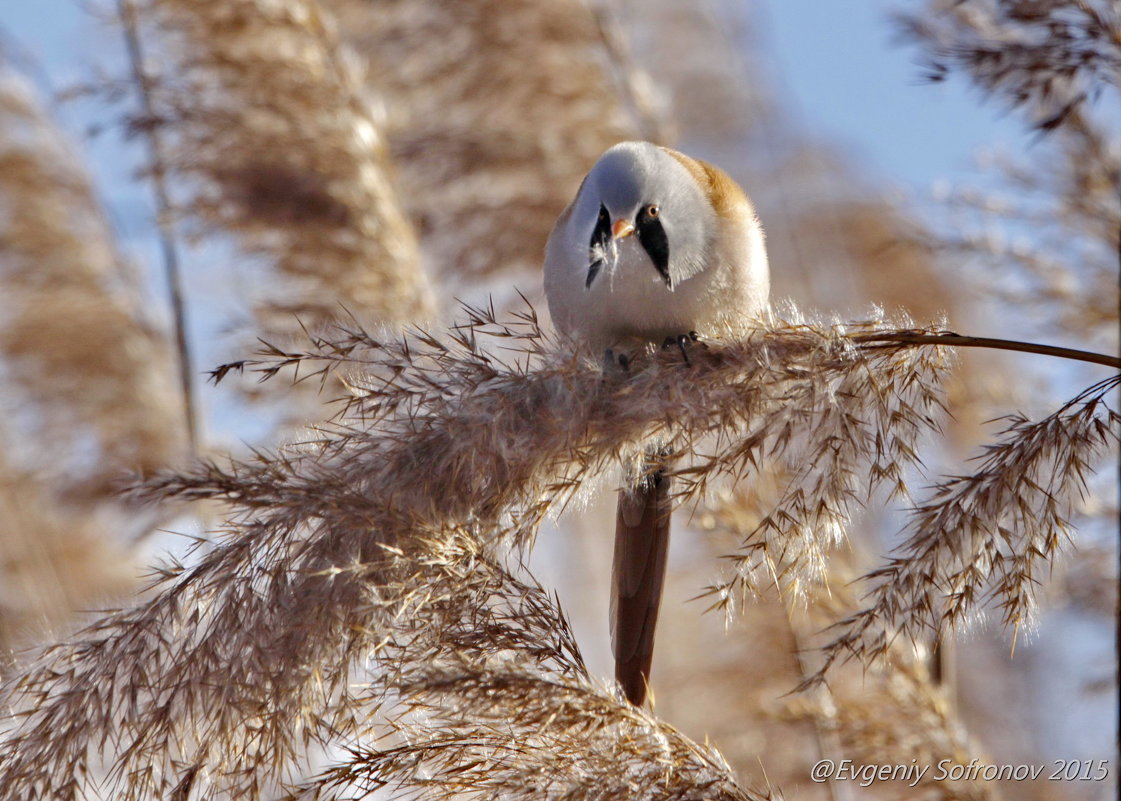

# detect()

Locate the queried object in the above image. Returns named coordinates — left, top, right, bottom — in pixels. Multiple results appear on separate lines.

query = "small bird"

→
left=544, top=141, right=769, bottom=706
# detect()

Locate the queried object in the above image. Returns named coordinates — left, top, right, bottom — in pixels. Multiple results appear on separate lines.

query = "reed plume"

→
left=120, top=0, right=435, bottom=339
left=288, top=538, right=770, bottom=801
left=0, top=63, right=179, bottom=653
left=816, top=373, right=1120, bottom=681
left=898, top=0, right=1121, bottom=346
left=324, top=0, right=638, bottom=296
left=0, top=304, right=955, bottom=800
left=0, top=455, right=136, bottom=658
left=2, top=3, right=1117, bottom=796
left=0, top=65, right=181, bottom=490
left=799, top=554, right=997, bottom=801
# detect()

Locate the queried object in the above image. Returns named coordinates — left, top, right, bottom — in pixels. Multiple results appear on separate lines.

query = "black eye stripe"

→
left=586, top=257, right=603, bottom=288
left=636, top=211, right=672, bottom=288
left=586, top=204, right=612, bottom=288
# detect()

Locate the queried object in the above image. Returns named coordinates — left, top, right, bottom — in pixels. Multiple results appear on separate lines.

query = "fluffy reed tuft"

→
left=0, top=455, right=137, bottom=657
left=899, top=0, right=1121, bottom=346
left=0, top=65, right=181, bottom=489
left=288, top=539, right=770, bottom=801
left=816, top=374, right=1121, bottom=682
left=898, top=0, right=1120, bottom=132
left=794, top=554, right=997, bottom=801
left=0, top=63, right=179, bottom=653
left=324, top=0, right=637, bottom=293
left=122, top=0, right=435, bottom=338
left=0, top=303, right=954, bottom=800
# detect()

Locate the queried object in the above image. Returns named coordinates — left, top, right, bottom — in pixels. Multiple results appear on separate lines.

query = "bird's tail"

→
left=610, top=464, right=672, bottom=706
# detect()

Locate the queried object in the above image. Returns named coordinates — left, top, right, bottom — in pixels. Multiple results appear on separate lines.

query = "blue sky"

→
left=758, top=0, right=1030, bottom=192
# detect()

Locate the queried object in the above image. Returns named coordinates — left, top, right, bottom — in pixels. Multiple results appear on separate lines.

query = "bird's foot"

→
left=603, top=348, right=633, bottom=374
left=661, top=331, right=704, bottom=365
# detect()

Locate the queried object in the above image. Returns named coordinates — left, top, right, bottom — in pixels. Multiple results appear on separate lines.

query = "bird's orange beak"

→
left=611, top=219, right=635, bottom=240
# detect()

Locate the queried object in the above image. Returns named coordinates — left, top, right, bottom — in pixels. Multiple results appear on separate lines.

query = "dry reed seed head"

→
left=0, top=67, right=182, bottom=483
left=779, top=553, right=997, bottom=801
left=0, top=458, right=138, bottom=656
left=1, top=304, right=949, bottom=800
left=324, top=0, right=637, bottom=291
left=813, top=373, right=1121, bottom=684
left=897, top=1, right=1120, bottom=350
left=898, top=0, right=1121, bottom=131
left=124, top=0, right=434, bottom=340
left=693, top=322, right=950, bottom=609
left=932, top=136, right=1119, bottom=346
left=918, top=112, right=1120, bottom=348
left=297, top=547, right=771, bottom=801
left=614, top=1, right=762, bottom=144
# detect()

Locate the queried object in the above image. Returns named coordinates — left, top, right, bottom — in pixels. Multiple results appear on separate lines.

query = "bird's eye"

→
left=643, top=204, right=660, bottom=219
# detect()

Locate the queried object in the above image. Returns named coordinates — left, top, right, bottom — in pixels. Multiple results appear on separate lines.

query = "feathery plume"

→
left=816, top=373, right=1121, bottom=681
left=793, top=555, right=997, bottom=801
left=0, top=456, right=136, bottom=657
left=324, top=0, right=638, bottom=294
left=0, top=304, right=947, bottom=800
left=700, top=314, right=948, bottom=609
left=897, top=0, right=1120, bottom=131
left=290, top=539, right=769, bottom=801
left=0, top=65, right=182, bottom=491
left=899, top=0, right=1121, bottom=346
left=121, top=0, right=434, bottom=338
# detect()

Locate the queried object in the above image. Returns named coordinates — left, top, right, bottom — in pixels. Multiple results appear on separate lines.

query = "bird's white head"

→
left=545, top=141, right=768, bottom=349
left=569, top=141, right=714, bottom=291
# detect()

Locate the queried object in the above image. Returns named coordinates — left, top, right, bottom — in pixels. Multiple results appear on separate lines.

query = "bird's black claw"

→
left=660, top=334, right=692, bottom=365
left=661, top=332, right=706, bottom=366
left=676, top=335, right=692, bottom=365
left=603, top=348, right=632, bottom=375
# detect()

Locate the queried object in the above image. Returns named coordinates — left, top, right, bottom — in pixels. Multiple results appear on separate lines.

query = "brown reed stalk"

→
left=118, top=0, right=198, bottom=453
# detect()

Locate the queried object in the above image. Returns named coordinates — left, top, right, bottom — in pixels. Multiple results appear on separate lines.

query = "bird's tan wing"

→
left=659, top=146, right=751, bottom=220
left=610, top=469, right=672, bottom=707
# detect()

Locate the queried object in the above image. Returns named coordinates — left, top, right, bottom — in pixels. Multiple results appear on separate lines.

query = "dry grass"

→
left=286, top=541, right=769, bottom=801
left=695, top=511, right=1000, bottom=801
left=0, top=303, right=961, bottom=800
left=0, top=62, right=180, bottom=656
left=798, top=555, right=997, bottom=801
left=817, top=373, right=1120, bottom=682
left=0, top=456, right=138, bottom=659
left=898, top=0, right=1121, bottom=347
left=0, top=66, right=182, bottom=492
left=899, top=0, right=1120, bottom=132
left=1, top=2, right=1117, bottom=798
left=2, top=297, right=1106, bottom=798
left=121, top=0, right=435, bottom=340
